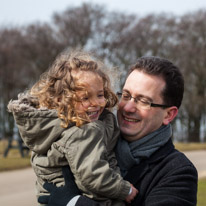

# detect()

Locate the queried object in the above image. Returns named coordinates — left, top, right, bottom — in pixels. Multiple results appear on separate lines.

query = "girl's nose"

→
left=89, top=97, right=99, bottom=106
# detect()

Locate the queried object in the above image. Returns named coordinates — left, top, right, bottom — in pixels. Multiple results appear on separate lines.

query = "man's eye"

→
left=140, top=99, right=150, bottom=105
left=122, top=94, right=130, bottom=100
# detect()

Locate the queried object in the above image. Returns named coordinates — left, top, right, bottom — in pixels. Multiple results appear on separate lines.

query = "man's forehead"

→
left=123, top=70, right=166, bottom=98
left=125, top=70, right=165, bottom=85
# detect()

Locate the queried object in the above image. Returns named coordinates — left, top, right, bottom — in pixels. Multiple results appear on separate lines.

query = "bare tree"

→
left=0, top=3, right=205, bottom=142
left=174, top=10, right=206, bottom=142
left=52, top=3, right=105, bottom=49
left=94, top=13, right=177, bottom=86
left=22, top=23, right=64, bottom=79
left=0, top=28, right=26, bottom=138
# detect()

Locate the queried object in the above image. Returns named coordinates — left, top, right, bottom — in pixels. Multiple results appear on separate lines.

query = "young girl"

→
left=8, top=50, right=138, bottom=205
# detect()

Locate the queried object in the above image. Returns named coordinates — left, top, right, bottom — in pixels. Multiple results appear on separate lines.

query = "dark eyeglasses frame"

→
left=116, top=92, right=171, bottom=108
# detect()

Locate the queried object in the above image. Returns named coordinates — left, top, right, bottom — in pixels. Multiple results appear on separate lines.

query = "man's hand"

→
left=38, top=165, right=81, bottom=206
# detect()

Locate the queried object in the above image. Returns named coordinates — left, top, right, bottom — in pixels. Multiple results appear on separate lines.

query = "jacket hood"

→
left=8, top=93, right=65, bottom=154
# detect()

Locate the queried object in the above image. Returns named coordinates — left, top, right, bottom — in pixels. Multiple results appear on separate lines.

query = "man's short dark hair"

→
left=129, top=56, right=184, bottom=108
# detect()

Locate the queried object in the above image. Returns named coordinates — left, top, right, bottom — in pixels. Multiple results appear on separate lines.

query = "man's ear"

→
left=163, top=106, right=178, bottom=125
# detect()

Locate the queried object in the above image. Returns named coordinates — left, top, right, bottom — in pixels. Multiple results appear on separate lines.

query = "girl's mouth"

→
left=87, top=110, right=100, bottom=121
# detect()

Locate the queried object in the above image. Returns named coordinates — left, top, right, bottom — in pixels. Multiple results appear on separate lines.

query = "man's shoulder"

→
left=152, top=139, right=197, bottom=170
left=126, top=140, right=198, bottom=206
left=164, top=148, right=197, bottom=173
left=148, top=143, right=198, bottom=180
left=169, top=148, right=192, bottom=164
left=140, top=139, right=197, bottom=179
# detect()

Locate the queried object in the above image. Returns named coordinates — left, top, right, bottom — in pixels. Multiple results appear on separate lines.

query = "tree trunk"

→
left=188, top=117, right=201, bottom=142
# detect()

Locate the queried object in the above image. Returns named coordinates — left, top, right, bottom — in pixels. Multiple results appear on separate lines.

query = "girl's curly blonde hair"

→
left=30, top=50, right=118, bottom=127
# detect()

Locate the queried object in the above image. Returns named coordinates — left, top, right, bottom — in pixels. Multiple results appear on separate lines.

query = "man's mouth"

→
left=123, top=116, right=139, bottom=122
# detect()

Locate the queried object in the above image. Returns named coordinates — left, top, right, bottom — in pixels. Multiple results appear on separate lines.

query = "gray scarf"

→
left=115, top=124, right=172, bottom=177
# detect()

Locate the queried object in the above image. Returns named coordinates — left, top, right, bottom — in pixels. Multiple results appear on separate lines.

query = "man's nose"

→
left=123, top=100, right=137, bottom=113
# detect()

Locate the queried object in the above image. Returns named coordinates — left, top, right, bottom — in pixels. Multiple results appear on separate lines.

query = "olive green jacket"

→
left=8, top=93, right=130, bottom=202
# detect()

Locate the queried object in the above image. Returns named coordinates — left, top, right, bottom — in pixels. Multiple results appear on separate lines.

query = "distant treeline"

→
left=0, top=3, right=205, bottom=142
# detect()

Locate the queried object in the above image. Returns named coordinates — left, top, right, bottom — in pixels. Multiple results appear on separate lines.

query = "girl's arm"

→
left=59, top=118, right=133, bottom=201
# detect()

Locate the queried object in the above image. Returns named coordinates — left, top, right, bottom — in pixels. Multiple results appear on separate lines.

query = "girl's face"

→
left=74, top=72, right=106, bottom=122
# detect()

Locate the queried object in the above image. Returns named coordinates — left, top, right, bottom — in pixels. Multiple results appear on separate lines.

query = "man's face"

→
left=117, top=70, right=169, bottom=142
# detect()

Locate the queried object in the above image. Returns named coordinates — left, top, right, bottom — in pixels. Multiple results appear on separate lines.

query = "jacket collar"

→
left=124, top=138, right=174, bottom=183
left=148, top=138, right=174, bottom=164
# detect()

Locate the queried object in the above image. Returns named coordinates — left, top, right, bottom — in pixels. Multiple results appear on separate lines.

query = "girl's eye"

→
left=98, top=94, right=104, bottom=98
left=81, top=97, right=89, bottom=101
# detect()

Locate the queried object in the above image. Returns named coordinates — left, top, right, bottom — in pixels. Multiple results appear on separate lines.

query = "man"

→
left=39, top=56, right=198, bottom=206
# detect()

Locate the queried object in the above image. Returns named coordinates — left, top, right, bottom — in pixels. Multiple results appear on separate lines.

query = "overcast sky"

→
left=1, top=0, right=206, bottom=26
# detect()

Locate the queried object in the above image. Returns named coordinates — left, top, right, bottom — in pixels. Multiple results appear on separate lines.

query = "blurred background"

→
left=0, top=0, right=206, bottom=205
left=0, top=0, right=206, bottom=144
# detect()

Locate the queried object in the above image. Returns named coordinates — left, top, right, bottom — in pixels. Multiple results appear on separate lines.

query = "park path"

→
left=183, top=150, right=206, bottom=179
left=0, top=167, right=37, bottom=206
left=0, top=150, right=206, bottom=206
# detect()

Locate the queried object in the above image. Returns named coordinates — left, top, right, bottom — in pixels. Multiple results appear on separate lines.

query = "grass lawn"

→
left=198, top=179, right=206, bottom=206
left=0, top=139, right=31, bottom=171
left=175, top=142, right=206, bottom=151
left=0, top=139, right=206, bottom=205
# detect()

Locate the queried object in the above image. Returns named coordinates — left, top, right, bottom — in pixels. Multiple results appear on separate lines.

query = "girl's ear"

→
left=163, top=106, right=178, bottom=125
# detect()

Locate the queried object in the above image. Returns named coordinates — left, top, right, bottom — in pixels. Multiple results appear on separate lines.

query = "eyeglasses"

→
left=116, top=92, right=171, bottom=110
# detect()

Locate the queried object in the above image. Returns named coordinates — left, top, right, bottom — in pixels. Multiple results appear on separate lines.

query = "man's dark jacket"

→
left=76, top=138, right=198, bottom=206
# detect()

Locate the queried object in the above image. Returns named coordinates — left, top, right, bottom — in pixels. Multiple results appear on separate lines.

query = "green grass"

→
left=0, top=139, right=31, bottom=171
left=175, top=142, right=206, bottom=151
left=0, top=156, right=31, bottom=171
left=198, top=179, right=206, bottom=206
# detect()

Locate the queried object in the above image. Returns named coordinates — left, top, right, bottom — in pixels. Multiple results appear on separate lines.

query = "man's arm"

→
left=75, top=196, right=100, bottom=206
left=38, top=166, right=101, bottom=206
left=143, top=165, right=198, bottom=206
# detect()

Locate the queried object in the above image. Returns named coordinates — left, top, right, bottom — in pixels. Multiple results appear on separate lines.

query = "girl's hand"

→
left=125, top=184, right=138, bottom=203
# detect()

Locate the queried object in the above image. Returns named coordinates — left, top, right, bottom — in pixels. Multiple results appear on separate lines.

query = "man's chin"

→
left=120, top=126, right=141, bottom=141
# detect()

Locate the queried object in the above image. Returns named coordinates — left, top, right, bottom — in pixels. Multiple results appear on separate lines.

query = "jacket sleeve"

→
left=75, top=196, right=100, bottom=206
left=62, top=120, right=131, bottom=200
left=143, top=164, right=198, bottom=206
